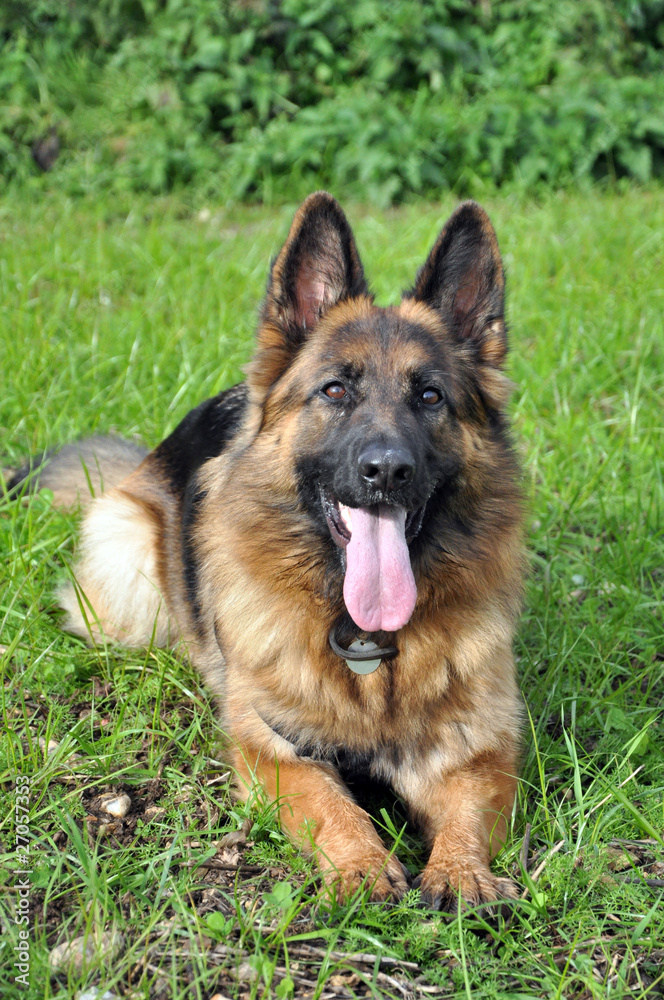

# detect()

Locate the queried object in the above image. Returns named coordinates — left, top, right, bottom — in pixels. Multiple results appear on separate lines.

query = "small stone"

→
left=606, top=846, right=636, bottom=871
left=96, top=821, right=121, bottom=838
left=217, top=828, right=247, bottom=849
left=201, top=888, right=224, bottom=907
left=330, top=973, right=360, bottom=988
left=173, top=784, right=195, bottom=804
left=91, top=677, right=112, bottom=698
left=148, top=977, right=170, bottom=996
left=152, top=917, right=178, bottom=938
left=99, top=793, right=131, bottom=818
left=49, top=930, right=124, bottom=972
left=39, top=737, right=60, bottom=755
left=215, top=845, right=242, bottom=867
left=143, top=805, right=165, bottom=822
left=234, top=961, right=259, bottom=983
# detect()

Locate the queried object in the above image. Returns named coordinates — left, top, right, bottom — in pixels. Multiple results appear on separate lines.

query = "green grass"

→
left=1, top=187, right=663, bottom=999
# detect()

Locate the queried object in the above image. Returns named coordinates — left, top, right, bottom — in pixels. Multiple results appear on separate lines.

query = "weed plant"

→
left=2, top=1, right=664, bottom=201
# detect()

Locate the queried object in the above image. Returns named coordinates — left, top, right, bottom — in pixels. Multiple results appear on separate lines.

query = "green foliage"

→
left=1, top=0, right=664, bottom=201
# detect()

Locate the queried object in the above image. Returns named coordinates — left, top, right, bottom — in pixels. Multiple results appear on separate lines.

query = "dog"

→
left=9, top=193, right=524, bottom=907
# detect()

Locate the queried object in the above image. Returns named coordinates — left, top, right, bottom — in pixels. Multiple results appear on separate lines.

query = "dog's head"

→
left=247, top=193, right=514, bottom=633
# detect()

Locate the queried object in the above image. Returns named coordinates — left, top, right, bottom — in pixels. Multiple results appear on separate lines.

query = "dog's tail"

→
left=5, top=436, right=148, bottom=508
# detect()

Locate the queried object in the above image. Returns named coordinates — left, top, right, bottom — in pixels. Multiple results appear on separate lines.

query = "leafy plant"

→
left=1, top=2, right=664, bottom=199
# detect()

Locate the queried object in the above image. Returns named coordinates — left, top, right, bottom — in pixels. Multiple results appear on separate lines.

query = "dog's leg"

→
left=232, top=747, right=409, bottom=901
left=400, top=747, right=519, bottom=909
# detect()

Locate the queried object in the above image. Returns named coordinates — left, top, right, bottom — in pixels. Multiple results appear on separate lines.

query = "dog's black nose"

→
left=358, top=445, right=415, bottom=493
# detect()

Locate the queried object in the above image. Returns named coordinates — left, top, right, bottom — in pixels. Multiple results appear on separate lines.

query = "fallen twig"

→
left=530, top=935, right=620, bottom=958
left=206, top=771, right=231, bottom=786
left=614, top=876, right=664, bottom=888
left=610, top=837, right=659, bottom=848
left=176, top=860, right=265, bottom=874
left=148, top=940, right=434, bottom=997
left=288, top=942, right=420, bottom=971
left=520, top=821, right=532, bottom=872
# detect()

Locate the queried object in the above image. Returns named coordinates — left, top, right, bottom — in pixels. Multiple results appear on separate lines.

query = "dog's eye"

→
left=323, top=382, right=346, bottom=400
left=421, top=388, right=443, bottom=406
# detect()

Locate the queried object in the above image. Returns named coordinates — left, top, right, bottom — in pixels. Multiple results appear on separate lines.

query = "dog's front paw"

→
left=323, top=846, right=410, bottom=903
left=415, top=860, right=517, bottom=911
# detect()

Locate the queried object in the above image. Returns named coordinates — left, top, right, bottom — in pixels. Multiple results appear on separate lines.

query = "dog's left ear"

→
left=249, top=192, right=369, bottom=396
left=404, top=201, right=506, bottom=367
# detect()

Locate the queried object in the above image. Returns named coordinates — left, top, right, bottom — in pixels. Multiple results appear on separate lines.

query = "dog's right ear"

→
left=248, top=192, right=369, bottom=397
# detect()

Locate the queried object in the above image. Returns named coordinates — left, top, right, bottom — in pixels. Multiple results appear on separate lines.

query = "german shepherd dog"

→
left=10, top=193, right=524, bottom=907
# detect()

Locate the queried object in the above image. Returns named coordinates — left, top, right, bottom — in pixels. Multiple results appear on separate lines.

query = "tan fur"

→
left=58, top=485, right=175, bottom=647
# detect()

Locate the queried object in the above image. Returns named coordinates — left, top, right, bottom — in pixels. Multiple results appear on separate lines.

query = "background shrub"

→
left=1, top=0, right=664, bottom=201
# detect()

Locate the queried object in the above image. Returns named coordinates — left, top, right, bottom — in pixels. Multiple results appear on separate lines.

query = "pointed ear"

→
left=404, top=202, right=507, bottom=367
left=248, top=192, right=369, bottom=395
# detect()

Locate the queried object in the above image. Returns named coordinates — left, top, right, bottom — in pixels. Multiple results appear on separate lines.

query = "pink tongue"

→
left=341, top=505, right=417, bottom=633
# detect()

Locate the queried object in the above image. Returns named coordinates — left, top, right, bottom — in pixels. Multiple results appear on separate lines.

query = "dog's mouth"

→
left=320, top=487, right=425, bottom=634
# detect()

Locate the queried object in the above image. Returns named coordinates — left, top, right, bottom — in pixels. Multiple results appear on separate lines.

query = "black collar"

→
left=328, top=620, right=398, bottom=662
